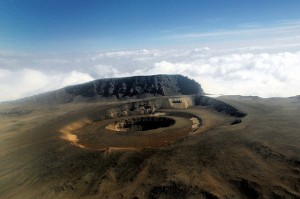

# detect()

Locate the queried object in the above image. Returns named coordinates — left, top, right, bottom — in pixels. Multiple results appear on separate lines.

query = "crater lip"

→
left=76, top=114, right=193, bottom=149
left=106, top=116, right=176, bottom=132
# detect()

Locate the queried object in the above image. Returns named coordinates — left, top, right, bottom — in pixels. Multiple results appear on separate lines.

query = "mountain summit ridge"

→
left=66, top=74, right=203, bottom=98
left=20, top=74, right=203, bottom=104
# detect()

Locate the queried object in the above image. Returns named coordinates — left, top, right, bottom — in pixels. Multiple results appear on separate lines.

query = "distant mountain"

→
left=19, top=74, right=204, bottom=104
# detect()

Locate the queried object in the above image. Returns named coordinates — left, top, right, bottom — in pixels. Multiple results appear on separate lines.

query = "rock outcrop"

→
left=65, top=74, right=203, bottom=98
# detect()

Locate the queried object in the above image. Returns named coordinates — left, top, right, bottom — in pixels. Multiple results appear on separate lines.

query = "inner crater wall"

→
left=88, top=96, right=195, bottom=122
left=167, top=96, right=194, bottom=109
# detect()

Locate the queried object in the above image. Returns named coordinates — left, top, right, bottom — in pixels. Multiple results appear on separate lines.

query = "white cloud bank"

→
left=0, top=48, right=300, bottom=102
left=147, top=52, right=300, bottom=98
left=0, top=69, right=93, bottom=101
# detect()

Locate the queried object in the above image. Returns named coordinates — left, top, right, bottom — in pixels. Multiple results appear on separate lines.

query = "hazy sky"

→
left=1, top=0, right=300, bottom=101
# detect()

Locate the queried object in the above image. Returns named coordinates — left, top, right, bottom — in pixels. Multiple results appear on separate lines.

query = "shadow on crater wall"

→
left=113, top=117, right=176, bottom=132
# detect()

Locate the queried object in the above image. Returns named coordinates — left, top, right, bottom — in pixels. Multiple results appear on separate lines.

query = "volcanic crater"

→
left=2, top=75, right=298, bottom=199
left=107, top=116, right=176, bottom=132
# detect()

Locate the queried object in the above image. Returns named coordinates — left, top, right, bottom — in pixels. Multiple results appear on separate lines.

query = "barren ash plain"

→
left=0, top=74, right=299, bottom=199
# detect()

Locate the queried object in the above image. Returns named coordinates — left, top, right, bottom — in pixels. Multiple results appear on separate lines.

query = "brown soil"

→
left=0, top=96, right=299, bottom=199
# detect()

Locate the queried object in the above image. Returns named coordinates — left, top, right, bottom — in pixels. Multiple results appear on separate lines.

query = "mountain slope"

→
left=20, top=74, right=203, bottom=104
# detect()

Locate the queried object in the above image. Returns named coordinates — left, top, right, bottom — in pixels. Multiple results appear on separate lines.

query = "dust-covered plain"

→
left=0, top=94, right=299, bottom=199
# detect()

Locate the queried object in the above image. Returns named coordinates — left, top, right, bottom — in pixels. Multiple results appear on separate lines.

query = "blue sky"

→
left=1, top=0, right=300, bottom=52
left=1, top=1, right=300, bottom=101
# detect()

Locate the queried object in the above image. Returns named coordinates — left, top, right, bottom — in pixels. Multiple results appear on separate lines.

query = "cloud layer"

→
left=0, top=48, right=300, bottom=101
left=0, top=69, right=93, bottom=101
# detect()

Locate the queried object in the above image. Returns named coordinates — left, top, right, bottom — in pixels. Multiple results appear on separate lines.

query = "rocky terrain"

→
left=112, top=117, right=176, bottom=132
left=0, top=75, right=299, bottom=199
left=19, top=74, right=203, bottom=104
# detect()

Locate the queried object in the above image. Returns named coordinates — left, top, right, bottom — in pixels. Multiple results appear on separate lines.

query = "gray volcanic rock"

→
left=20, top=75, right=203, bottom=104
left=195, top=96, right=247, bottom=117
left=65, top=74, right=203, bottom=98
